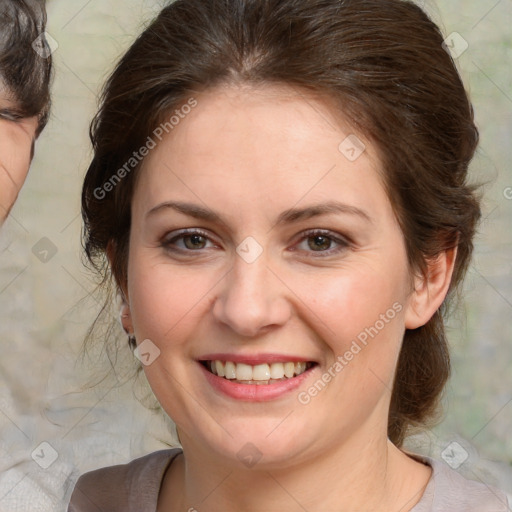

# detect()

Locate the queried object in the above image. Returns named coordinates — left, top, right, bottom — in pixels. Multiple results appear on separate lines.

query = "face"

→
left=124, top=83, right=417, bottom=468
left=0, top=91, right=38, bottom=223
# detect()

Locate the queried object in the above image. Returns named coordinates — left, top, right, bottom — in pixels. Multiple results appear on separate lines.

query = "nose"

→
left=212, top=249, right=292, bottom=338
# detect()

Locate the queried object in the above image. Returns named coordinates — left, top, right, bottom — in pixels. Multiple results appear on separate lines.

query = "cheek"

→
left=292, top=263, right=409, bottom=407
left=297, top=269, right=407, bottom=411
left=127, top=249, right=219, bottom=345
left=298, top=265, right=407, bottom=343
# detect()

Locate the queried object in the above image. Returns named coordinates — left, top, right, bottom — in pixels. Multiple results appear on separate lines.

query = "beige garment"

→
left=68, top=448, right=510, bottom=512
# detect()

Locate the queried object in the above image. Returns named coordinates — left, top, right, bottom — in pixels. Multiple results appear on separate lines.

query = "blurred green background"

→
left=0, top=0, right=510, bottom=508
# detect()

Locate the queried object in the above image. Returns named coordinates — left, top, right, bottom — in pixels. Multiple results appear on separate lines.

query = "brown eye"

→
left=183, top=233, right=207, bottom=250
left=307, top=234, right=333, bottom=251
left=295, top=229, right=350, bottom=257
left=161, top=229, right=215, bottom=253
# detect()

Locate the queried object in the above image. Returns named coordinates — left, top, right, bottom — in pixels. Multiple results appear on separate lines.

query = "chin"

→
left=190, top=416, right=316, bottom=470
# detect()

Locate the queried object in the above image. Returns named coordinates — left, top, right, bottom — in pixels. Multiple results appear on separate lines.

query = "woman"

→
left=68, top=0, right=510, bottom=510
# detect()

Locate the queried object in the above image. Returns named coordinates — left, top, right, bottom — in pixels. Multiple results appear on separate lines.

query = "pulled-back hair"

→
left=82, top=0, right=481, bottom=447
left=0, top=0, right=52, bottom=133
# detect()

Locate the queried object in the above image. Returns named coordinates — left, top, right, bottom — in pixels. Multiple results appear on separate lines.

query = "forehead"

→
left=167, top=83, right=358, bottom=152
left=134, top=83, right=389, bottom=220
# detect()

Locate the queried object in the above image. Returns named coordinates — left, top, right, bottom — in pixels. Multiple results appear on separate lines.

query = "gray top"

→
left=68, top=448, right=510, bottom=511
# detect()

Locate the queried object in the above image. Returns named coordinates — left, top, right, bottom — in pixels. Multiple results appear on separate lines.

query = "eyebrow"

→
left=146, top=200, right=372, bottom=226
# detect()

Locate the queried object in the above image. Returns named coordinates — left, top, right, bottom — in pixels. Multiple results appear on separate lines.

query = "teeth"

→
left=206, top=360, right=311, bottom=382
left=295, top=362, right=306, bottom=375
left=252, top=363, right=271, bottom=380
left=270, top=362, right=284, bottom=379
left=224, top=361, right=236, bottom=379
left=284, top=362, right=295, bottom=378
left=215, top=360, right=225, bottom=377
left=236, top=363, right=253, bottom=380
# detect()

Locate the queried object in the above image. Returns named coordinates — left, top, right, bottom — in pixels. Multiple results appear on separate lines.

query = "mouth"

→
left=200, top=359, right=317, bottom=385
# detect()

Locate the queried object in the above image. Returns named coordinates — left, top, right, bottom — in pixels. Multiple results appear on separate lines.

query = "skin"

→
left=0, top=93, right=38, bottom=224
left=119, top=83, right=456, bottom=511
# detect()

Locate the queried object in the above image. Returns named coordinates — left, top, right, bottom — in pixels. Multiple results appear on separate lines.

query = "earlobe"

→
left=404, top=247, right=457, bottom=330
left=118, top=293, right=134, bottom=335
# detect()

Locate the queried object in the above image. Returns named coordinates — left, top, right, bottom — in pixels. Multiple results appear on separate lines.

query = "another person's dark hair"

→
left=0, top=0, right=52, bottom=134
left=81, top=0, right=481, bottom=447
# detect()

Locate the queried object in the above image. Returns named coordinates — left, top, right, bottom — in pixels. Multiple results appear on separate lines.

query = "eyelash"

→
left=0, top=110, right=23, bottom=122
left=161, top=228, right=350, bottom=258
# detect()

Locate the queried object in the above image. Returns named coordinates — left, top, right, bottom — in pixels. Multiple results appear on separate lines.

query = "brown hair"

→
left=0, top=0, right=52, bottom=134
left=82, top=0, right=480, bottom=447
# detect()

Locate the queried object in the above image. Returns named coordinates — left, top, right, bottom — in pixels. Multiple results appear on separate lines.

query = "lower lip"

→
left=199, top=362, right=315, bottom=402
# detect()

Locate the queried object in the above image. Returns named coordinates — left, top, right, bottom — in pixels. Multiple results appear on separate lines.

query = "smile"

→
left=201, top=360, right=315, bottom=385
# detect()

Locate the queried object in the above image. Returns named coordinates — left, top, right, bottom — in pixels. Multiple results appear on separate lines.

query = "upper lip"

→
left=198, top=353, right=317, bottom=365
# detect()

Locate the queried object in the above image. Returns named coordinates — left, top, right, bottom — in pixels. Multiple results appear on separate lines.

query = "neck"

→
left=162, top=428, right=431, bottom=512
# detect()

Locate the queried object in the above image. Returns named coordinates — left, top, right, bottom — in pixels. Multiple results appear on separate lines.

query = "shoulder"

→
left=67, top=448, right=182, bottom=512
left=408, top=452, right=511, bottom=512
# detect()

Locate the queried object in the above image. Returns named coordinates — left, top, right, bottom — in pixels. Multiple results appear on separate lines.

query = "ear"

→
left=404, top=247, right=457, bottom=330
left=118, top=296, right=134, bottom=335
